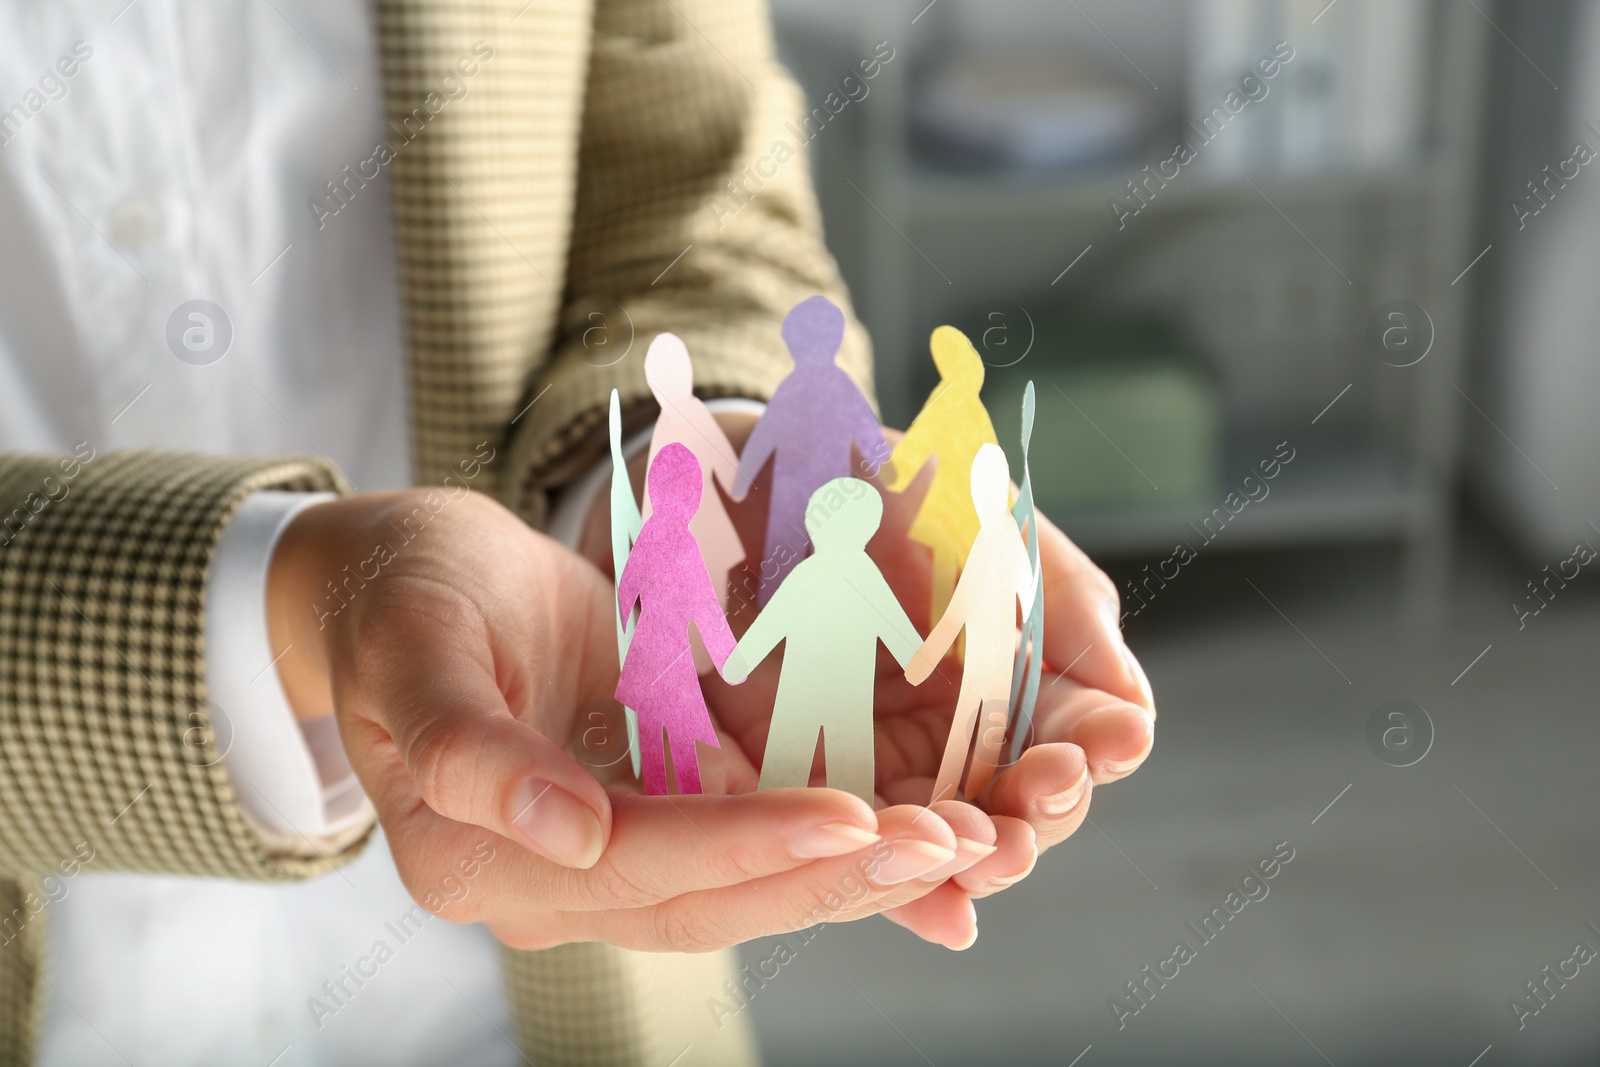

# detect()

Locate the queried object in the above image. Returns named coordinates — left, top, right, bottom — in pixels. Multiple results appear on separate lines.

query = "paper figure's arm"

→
left=906, top=579, right=967, bottom=685
left=852, top=408, right=891, bottom=479
left=693, top=577, right=738, bottom=672
left=616, top=551, right=644, bottom=628
left=882, top=424, right=935, bottom=493
left=863, top=567, right=923, bottom=669
left=722, top=584, right=792, bottom=684
left=733, top=411, right=779, bottom=500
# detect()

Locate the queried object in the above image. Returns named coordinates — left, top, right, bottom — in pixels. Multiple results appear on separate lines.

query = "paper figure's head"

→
left=782, top=296, right=846, bottom=368
left=644, top=333, right=693, bottom=399
left=805, top=477, right=881, bottom=552
left=647, top=442, right=702, bottom=523
left=930, top=326, right=984, bottom=390
left=971, top=443, right=1011, bottom=519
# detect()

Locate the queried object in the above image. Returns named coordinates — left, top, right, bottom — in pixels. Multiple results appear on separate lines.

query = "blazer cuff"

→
left=0, top=451, right=370, bottom=881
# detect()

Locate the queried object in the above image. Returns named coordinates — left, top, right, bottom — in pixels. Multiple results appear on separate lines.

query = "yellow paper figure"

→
left=906, top=444, right=1035, bottom=802
left=882, top=325, right=1000, bottom=628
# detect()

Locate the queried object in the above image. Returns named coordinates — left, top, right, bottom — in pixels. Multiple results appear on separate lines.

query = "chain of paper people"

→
left=610, top=296, right=1046, bottom=805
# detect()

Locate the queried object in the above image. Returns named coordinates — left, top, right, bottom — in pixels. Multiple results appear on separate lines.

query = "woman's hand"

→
left=267, top=489, right=976, bottom=952
left=581, top=414, right=1156, bottom=950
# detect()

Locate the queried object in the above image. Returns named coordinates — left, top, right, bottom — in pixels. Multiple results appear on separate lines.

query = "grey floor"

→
left=740, top=523, right=1600, bottom=1066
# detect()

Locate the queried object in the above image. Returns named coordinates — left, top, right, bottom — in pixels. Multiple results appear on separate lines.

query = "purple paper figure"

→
left=615, top=443, right=737, bottom=795
left=734, top=296, right=888, bottom=605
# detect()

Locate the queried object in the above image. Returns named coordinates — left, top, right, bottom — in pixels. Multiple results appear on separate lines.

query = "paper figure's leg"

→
left=759, top=711, right=821, bottom=791
left=668, top=729, right=703, bottom=795
left=639, top=721, right=668, bottom=796
left=963, top=697, right=1011, bottom=799
left=822, top=714, right=875, bottom=806
left=932, top=684, right=982, bottom=803
left=624, top=707, right=642, bottom=778
left=1006, top=607, right=1045, bottom=767
left=758, top=513, right=809, bottom=607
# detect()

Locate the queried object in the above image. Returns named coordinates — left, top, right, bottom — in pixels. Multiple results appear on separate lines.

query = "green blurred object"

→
left=982, top=312, right=1220, bottom=513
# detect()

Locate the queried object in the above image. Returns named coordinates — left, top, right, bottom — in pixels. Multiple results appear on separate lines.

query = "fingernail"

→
left=1101, top=598, right=1123, bottom=636
left=868, top=839, right=958, bottom=886
left=918, top=836, right=998, bottom=882
left=984, top=847, right=1038, bottom=890
left=1100, top=750, right=1149, bottom=776
left=510, top=779, right=604, bottom=869
left=790, top=822, right=882, bottom=859
left=951, top=926, right=979, bottom=951
left=1037, top=769, right=1090, bottom=817
left=1122, top=646, right=1156, bottom=717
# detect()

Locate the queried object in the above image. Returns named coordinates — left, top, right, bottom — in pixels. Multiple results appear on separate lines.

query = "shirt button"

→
left=109, top=196, right=165, bottom=247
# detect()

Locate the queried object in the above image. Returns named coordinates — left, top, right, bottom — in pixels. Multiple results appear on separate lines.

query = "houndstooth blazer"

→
left=0, top=0, right=871, bottom=1063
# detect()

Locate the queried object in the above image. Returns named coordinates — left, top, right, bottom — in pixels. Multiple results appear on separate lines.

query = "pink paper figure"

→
left=906, top=443, right=1036, bottom=803
left=615, top=443, right=737, bottom=795
left=721, top=477, right=922, bottom=804
left=641, top=333, right=745, bottom=612
left=734, top=296, right=888, bottom=605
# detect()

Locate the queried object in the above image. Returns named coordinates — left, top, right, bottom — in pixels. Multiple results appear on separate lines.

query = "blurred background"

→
left=737, top=1, right=1600, bottom=1063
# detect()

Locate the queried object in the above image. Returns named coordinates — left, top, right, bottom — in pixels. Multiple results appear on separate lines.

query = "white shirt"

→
left=0, top=3, right=515, bottom=1063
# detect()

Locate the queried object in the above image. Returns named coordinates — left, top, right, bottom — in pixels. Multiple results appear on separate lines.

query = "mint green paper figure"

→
left=721, top=477, right=921, bottom=804
left=1006, top=382, right=1045, bottom=767
left=608, top=390, right=643, bottom=777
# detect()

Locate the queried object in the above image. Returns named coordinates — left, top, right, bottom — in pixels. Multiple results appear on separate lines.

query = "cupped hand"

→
left=582, top=415, right=1157, bottom=950
left=267, top=489, right=975, bottom=952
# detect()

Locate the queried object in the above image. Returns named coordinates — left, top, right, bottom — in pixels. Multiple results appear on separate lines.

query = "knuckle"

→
left=404, top=716, right=481, bottom=818
left=584, top=859, right=661, bottom=911
left=652, top=903, right=730, bottom=954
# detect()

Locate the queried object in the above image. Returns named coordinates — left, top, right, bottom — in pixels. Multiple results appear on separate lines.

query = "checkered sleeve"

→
left=0, top=450, right=369, bottom=883
left=504, top=0, right=875, bottom=520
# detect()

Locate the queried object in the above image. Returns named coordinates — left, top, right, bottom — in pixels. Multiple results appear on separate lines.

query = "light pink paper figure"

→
left=615, top=443, right=736, bottom=795
left=734, top=297, right=888, bottom=605
left=906, top=443, right=1035, bottom=802
left=721, top=477, right=922, bottom=804
left=642, top=332, right=744, bottom=611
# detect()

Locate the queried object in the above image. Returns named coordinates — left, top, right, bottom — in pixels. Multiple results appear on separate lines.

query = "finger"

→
left=984, top=742, right=1093, bottom=851
left=1037, top=512, right=1154, bottom=713
left=372, top=782, right=887, bottom=919
left=909, top=800, right=997, bottom=883
left=1030, top=677, right=1154, bottom=782
left=953, top=816, right=1037, bottom=898
left=882, top=882, right=978, bottom=950
left=550, top=805, right=961, bottom=953
left=336, top=604, right=614, bottom=870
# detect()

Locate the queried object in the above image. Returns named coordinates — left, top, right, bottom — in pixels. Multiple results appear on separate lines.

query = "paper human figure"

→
left=608, top=390, right=644, bottom=778
left=722, top=477, right=921, bottom=804
left=881, top=325, right=1000, bottom=629
left=1006, top=382, right=1045, bottom=767
left=614, top=444, right=736, bottom=795
left=906, top=444, right=1035, bottom=802
left=641, top=333, right=744, bottom=611
left=734, top=296, right=888, bottom=605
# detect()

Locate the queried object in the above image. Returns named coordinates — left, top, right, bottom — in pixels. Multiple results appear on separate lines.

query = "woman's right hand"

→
left=267, top=488, right=981, bottom=952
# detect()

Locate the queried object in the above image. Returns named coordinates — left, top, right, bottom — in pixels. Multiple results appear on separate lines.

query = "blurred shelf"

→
left=1051, top=438, right=1425, bottom=559
left=897, top=159, right=1441, bottom=223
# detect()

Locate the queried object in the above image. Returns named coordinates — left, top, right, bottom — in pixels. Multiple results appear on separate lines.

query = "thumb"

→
left=339, top=613, right=613, bottom=870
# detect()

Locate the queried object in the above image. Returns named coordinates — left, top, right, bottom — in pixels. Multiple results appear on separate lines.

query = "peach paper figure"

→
left=1006, top=382, right=1045, bottom=767
left=882, top=325, right=1000, bottom=629
left=906, top=444, right=1035, bottom=802
left=734, top=296, right=888, bottom=605
left=721, top=478, right=922, bottom=804
left=641, top=333, right=744, bottom=611
left=615, top=443, right=736, bottom=795
left=608, top=390, right=644, bottom=778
